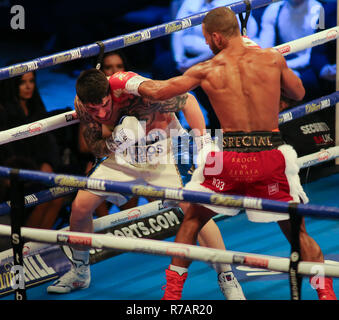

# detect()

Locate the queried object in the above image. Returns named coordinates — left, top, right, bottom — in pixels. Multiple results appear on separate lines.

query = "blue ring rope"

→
left=0, top=186, right=76, bottom=216
left=0, top=165, right=338, bottom=219
left=279, top=91, right=339, bottom=125
left=0, top=90, right=336, bottom=215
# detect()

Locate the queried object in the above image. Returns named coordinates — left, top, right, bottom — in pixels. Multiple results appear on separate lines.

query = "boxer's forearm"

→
left=138, top=77, right=193, bottom=101
left=82, top=121, right=111, bottom=158
left=182, top=93, right=205, bottom=136
left=109, top=71, right=198, bottom=101
left=75, top=99, right=111, bottom=158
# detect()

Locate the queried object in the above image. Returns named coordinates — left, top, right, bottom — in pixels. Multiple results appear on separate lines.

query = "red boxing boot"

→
left=310, top=276, right=337, bottom=300
left=161, top=269, right=188, bottom=300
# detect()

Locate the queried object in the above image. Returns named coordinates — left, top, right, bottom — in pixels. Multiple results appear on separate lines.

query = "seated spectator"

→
left=0, top=102, right=12, bottom=251
left=99, top=50, right=130, bottom=77
left=258, top=0, right=324, bottom=102
left=275, top=1, right=335, bottom=176
left=310, top=1, right=336, bottom=96
left=172, top=0, right=259, bottom=133
left=0, top=69, right=65, bottom=229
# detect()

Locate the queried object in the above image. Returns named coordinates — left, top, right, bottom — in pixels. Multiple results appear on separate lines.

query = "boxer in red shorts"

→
left=111, top=7, right=336, bottom=300
left=201, top=131, right=299, bottom=204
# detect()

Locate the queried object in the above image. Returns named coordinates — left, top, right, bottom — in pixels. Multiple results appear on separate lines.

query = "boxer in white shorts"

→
left=88, top=115, right=190, bottom=206
left=47, top=68, right=245, bottom=300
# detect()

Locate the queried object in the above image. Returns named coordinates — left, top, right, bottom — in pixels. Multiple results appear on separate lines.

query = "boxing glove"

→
left=105, top=116, right=146, bottom=153
left=108, top=71, right=149, bottom=102
left=242, top=36, right=261, bottom=48
left=194, top=132, right=213, bottom=155
left=194, top=132, right=214, bottom=167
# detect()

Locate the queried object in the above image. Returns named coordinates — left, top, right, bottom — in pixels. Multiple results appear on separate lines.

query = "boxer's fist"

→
left=242, top=36, right=261, bottom=48
left=194, top=132, right=213, bottom=155
left=194, top=132, right=213, bottom=167
left=109, top=71, right=148, bottom=102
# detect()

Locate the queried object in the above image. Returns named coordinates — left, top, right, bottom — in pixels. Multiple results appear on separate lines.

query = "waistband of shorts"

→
left=222, top=131, right=285, bottom=152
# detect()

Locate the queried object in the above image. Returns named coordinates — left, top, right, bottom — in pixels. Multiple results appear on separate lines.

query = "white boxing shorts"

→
left=88, top=117, right=194, bottom=206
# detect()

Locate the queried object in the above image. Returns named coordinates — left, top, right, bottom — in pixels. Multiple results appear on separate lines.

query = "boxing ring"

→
left=0, top=0, right=339, bottom=301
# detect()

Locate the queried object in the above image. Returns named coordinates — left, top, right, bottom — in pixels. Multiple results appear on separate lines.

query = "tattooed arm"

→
left=75, top=96, right=111, bottom=158
left=146, top=93, right=205, bottom=133
left=150, top=93, right=188, bottom=114
left=117, top=93, right=189, bottom=125
left=143, top=92, right=205, bottom=135
left=181, top=93, right=205, bottom=135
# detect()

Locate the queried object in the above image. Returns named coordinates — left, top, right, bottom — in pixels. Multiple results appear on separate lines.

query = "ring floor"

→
left=1, top=173, right=339, bottom=300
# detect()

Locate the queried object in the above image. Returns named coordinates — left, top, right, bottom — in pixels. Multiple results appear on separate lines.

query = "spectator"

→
left=172, top=0, right=258, bottom=133
left=0, top=69, right=64, bottom=229
left=99, top=50, right=131, bottom=77
left=258, top=0, right=324, bottom=102
left=275, top=1, right=335, bottom=164
left=310, top=1, right=336, bottom=96
left=0, top=102, right=12, bottom=251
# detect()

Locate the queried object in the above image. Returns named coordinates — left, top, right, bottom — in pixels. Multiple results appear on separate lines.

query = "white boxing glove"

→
left=105, top=116, right=146, bottom=153
left=194, top=132, right=214, bottom=167
left=194, top=132, right=213, bottom=154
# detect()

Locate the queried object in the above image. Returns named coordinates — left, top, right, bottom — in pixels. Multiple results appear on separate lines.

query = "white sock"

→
left=169, top=264, right=188, bottom=276
left=71, top=248, right=89, bottom=267
left=210, top=263, right=232, bottom=274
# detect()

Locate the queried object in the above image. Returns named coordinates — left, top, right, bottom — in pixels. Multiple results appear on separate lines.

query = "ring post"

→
left=288, top=203, right=303, bottom=300
left=9, top=169, right=27, bottom=300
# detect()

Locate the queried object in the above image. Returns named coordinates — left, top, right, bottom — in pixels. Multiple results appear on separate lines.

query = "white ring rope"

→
left=297, top=146, right=339, bottom=169
left=0, top=7, right=337, bottom=296
left=0, top=223, right=338, bottom=278
left=0, top=27, right=337, bottom=146
left=0, top=108, right=338, bottom=170
left=275, top=26, right=338, bottom=56
left=0, top=200, right=164, bottom=262
left=0, top=110, right=79, bottom=146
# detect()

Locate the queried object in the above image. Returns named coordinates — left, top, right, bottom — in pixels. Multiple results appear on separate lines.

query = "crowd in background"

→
left=0, top=0, right=336, bottom=239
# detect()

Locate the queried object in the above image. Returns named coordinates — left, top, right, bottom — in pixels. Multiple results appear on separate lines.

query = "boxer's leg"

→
left=47, top=190, right=106, bottom=294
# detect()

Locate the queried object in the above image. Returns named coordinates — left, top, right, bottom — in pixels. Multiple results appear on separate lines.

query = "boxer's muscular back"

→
left=200, top=48, right=284, bottom=132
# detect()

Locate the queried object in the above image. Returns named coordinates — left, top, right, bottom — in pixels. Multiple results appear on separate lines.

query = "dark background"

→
left=0, top=0, right=174, bottom=71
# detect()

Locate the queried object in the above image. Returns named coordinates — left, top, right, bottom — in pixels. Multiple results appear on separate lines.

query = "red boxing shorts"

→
left=185, top=131, right=308, bottom=223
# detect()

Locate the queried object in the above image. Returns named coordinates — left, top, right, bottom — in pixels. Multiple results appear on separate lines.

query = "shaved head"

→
left=202, top=7, right=240, bottom=38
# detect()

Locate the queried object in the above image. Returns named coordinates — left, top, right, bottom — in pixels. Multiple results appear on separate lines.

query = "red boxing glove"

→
left=108, top=71, right=137, bottom=103
left=242, top=36, right=261, bottom=48
left=109, top=71, right=148, bottom=102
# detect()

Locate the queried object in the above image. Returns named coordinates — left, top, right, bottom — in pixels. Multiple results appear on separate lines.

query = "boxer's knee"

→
left=71, top=191, right=103, bottom=225
left=181, top=203, right=213, bottom=234
left=71, top=199, right=91, bottom=222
